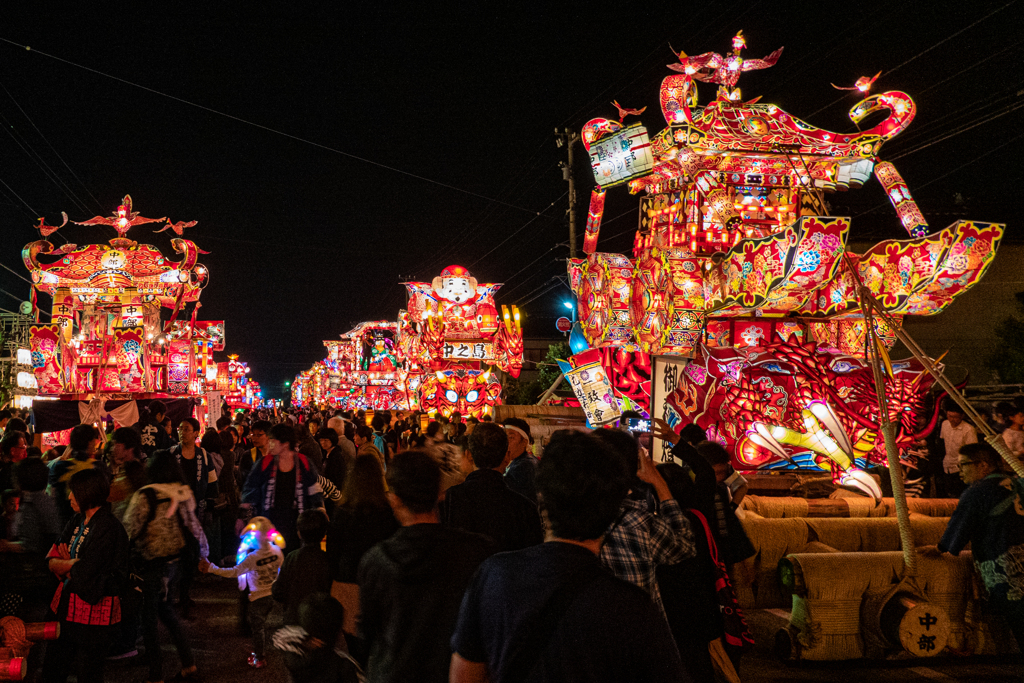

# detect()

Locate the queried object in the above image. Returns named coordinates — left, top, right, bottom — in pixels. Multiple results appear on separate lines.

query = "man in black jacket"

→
left=358, top=450, right=492, bottom=683
left=440, top=422, right=543, bottom=553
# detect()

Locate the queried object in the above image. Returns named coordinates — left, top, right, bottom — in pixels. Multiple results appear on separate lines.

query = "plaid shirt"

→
left=599, top=496, right=694, bottom=619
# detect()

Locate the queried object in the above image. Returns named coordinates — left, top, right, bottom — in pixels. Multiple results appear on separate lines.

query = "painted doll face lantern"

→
left=432, top=265, right=478, bottom=304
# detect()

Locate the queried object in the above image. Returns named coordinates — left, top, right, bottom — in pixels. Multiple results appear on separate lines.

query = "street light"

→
left=563, top=300, right=576, bottom=324
left=562, top=301, right=573, bottom=309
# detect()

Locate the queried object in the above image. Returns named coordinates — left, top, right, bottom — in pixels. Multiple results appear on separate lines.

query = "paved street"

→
left=95, top=576, right=1023, bottom=683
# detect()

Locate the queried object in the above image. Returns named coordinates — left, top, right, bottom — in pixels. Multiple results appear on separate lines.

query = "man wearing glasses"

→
left=923, top=443, right=1024, bottom=656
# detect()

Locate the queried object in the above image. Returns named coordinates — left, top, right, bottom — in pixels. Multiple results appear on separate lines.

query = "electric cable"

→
left=0, top=37, right=545, bottom=217
left=805, top=1, right=1017, bottom=119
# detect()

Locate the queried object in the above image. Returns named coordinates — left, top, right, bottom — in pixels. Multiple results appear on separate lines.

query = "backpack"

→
left=131, top=488, right=193, bottom=569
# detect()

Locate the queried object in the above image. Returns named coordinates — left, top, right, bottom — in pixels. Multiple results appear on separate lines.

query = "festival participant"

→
left=440, top=422, right=543, bottom=553
left=297, top=419, right=324, bottom=472
left=123, top=451, right=207, bottom=683
left=0, top=430, right=28, bottom=493
left=215, top=425, right=242, bottom=558
left=939, top=401, right=978, bottom=498
left=997, top=401, right=1024, bottom=459
left=3, top=457, right=59, bottom=673
left=200, top=516, right=284, bottom=669
left=328, top=415, right=358, bottom=462
left=239, top=419, right=272, bottom=486
left=242, top=423, right=324, bottom=552
left=326, top=453, right=398, bottom=648
left=923, top=443, right=1024, bottom=658
left=0, top=409, right=10, bottom=434
left=273, top=593, right=362, bottom=683
left=316, top=427, right=351, bottom=496
left=592, top=429, right=694, bottom=621
left=272, top=509, right=332, bottom=626
left=135, top=400, right=172, bottom=459
left=6, top=417, right=29, bottom=440
left=501, top=418, right=537, bottom=502
left=450, top=430, right=688, bottom=683
left=656, top=462, right=728, bottom=683
left=358, top=450, right=492, bottom=683
left=48, top=424, right=107, bottom=530
left=423, top=421, right=464, bottom=496
left=164, top=418, right=219, bottom=616
left=370, top=415, right=390, bottom=465
left=44, top=468, right=130, bottom=683
left=106, top=427, right=143, bottom=520
left=354, top=424, right=386, bottom=475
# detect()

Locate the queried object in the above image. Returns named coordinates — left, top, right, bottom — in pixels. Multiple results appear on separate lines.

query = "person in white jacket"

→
left=200, top=516, right=284, bottom=669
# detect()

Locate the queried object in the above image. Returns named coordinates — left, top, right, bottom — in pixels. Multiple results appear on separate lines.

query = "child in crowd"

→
left=1, top=489, right=20, bottom=540
left=200, top=515, right=285, bottom=669
left=273, top=592, right=362, bottom=683
left=273, top=510, right=333, bottom=626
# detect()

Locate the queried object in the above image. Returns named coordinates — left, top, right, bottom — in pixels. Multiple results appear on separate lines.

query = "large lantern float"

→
left=21, top=196, right=263, bottom=433
left=567, top=34, right=1003, bottom=496
left=23, top=196, right=214, bottom=397
left=402, top=265, right=524, bottom=419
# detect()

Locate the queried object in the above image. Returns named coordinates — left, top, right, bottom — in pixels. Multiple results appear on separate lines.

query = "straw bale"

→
left=739, top=517, right=809, bottom=608
left=787, top=552, right=903, bottom=660
left=843, top=496, right=883, bottom=518
left=908, top=498, right=959, bottom=517
left=743, top=496, right=809, bottom=518
left=913, top=553, right=975, bottom=652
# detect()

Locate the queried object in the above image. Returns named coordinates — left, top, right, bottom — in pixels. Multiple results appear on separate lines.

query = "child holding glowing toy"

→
left=200, top=516, right=285, bottom=669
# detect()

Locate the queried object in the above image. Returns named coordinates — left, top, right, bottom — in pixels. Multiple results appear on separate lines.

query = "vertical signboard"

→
left=650, top=355, right=690, bottom=463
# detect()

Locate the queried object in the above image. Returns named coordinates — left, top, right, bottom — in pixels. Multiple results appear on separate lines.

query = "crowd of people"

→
left=0, top=403, right=761, bottom=683
left=1, top=393, right=1023, bottom=682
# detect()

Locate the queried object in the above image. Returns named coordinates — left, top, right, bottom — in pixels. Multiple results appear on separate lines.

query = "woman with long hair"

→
left=325, top=454, right=398, bottom=642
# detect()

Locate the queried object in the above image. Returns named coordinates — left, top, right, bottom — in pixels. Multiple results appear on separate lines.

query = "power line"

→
left=0, top=175, right=37, bottom=216
left=805, top=1, right=1018, bottom=119
left=467, top=192, right=567, bottom=268
left=0, top=261, right=33, bottom=285
left=517, top=280, right=566, bottom=308
left=855, top=130, right=1024, bottom=218
left=0, top=80, right=102, bottom=212
left=889, top=99, right=1024, bottom=160
left=0, top=108, right=91, bottom=215
left=0, top=37, right=542, bottom=217
left=0, top=286, right=26, bottom=302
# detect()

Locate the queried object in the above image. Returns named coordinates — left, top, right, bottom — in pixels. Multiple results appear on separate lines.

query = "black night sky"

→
left=2, top=2, right=1022, bottom=398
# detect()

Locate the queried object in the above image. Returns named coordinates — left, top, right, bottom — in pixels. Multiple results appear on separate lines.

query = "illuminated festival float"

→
left=322, top=320, right=412, bottom=411
left=401, top=265, right=524, bottom=419
left=22, top=196, right=252, bottom=433
left=566, top=33, right=1003, bottom=498
left=292, top=267, right=525, bottom=417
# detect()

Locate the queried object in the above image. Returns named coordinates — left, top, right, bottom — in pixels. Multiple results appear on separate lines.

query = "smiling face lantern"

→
left=432, top=265, right=478, bottom=305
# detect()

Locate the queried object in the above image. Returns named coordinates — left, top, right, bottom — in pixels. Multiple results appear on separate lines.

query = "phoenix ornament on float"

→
left=559, top=31, right=1004, bottom=494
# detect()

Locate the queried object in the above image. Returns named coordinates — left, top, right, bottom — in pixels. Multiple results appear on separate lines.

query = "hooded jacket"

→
left=123, top=483, right=210, bottom=561
left=357, top=524, right=492, bottom=683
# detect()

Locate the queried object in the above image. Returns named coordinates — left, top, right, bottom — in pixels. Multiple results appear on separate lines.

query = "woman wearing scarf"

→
left=242, top=423, right=324, bottom=552
left=43, top=468, right=129, bottom=683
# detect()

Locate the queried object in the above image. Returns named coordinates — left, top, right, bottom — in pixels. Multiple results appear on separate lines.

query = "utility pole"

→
left=556, top=127, right=580, bottom=258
